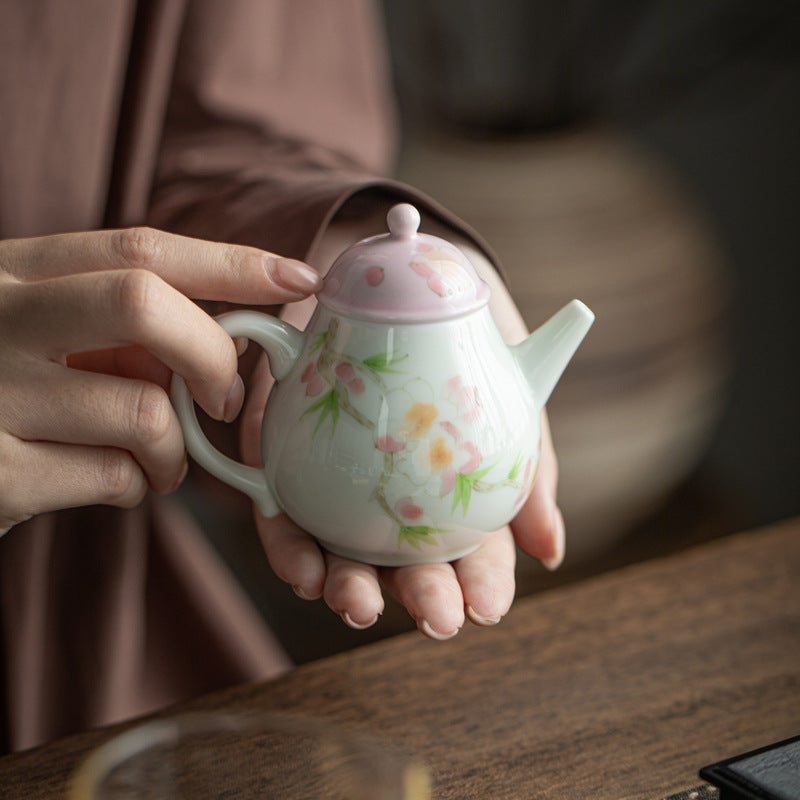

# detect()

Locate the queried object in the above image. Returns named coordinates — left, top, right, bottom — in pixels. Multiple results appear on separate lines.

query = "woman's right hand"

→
left=0, top=226, right=321, bottom=535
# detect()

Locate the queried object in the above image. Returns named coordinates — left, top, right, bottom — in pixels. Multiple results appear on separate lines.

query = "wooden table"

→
left=3, top=519, right=799, bottom=799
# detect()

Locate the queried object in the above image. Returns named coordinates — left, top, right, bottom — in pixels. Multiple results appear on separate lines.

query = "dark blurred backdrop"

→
left=383, top=0, right=800, bottom=569
left=191, top=1, right=799, bottom=663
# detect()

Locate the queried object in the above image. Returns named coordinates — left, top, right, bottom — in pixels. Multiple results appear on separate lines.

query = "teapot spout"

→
left=512, top=299, right=594, bottom=408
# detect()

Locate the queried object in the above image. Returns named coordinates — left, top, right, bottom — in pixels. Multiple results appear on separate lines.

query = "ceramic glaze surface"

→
left=317, top=203, right=490, bottom=323
left=171, top=203, right=594, bottom=566
left=261, top=306, right=540, bottom=564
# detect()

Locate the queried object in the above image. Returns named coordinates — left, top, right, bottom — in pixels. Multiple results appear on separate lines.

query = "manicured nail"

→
left=222, top=374, right=244, bottom=422
left=541, top=506, right=565, bottom=571
left=234, top=336, right=249, bottom=357
left=418, top=619, right=460, bottom=641
left=341, top=611, right=379, bottom=630
left=466, top=605, right=502, bottom=626
left=292, top=585, right=321, bottom=601
left=271, top=258, right=323, bottom=294
left=168, top=458, right=189, bottom=493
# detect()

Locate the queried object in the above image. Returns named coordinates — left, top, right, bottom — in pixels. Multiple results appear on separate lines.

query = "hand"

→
left=0, top=227, right=321, bottom=535
left=241, top=235, right=565, bottom=639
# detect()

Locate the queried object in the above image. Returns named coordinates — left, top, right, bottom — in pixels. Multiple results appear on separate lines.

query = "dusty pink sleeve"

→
left=146, top=0, right=500, bottom=268
left=146, top=0, right=399, bottom=258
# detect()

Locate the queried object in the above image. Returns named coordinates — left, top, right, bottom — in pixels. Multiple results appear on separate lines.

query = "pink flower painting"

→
left=408, top=243, right=466, bottom=299
left=297, top=324, right=531, bottom=550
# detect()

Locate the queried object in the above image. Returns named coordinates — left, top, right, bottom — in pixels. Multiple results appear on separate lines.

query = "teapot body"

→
left=171, top=203, right=593, bottom=567
left=261, top=306, right=540, bottom=565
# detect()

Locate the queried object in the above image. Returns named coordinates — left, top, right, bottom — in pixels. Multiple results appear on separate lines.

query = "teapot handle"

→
left=170, top=310, right=305, bottom=517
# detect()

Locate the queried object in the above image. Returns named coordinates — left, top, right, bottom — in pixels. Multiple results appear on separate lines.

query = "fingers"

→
left=240, top=351, right=274, bottom=467
left=240, top=294, right=318, bottom=466
left=6, top=270, right=243, bottom=420
left=1, top=227, right=322, bottom=303
left=253, top=512, right=386, bottom=630
left=66, top=345, right=174, bottom=390
left=323, top=554, right=385, bottom=629
left=377, top=530, right=517, bottom=639
left=253, top=510, right=465, bottom=638
left=380, top=562, right=466, bottom=640
left=454, top=528, right=517, bottom=626
left=0, top=227, right=322, bottom=528
left=254, top=512, right=515, bottom=639
left=511, top=411, right=565, bottom=570
left=253, top=511, right=328, bottom=600
left=4, top=363, right=186, bottom=494
left=0, top=436, right=147, bottom=535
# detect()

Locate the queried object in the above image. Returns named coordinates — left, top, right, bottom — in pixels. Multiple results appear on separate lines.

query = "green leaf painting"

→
left=362, top=352, right=409, bottom=374
left=398, top=525, right=448, bottom=550
left=310, top=331, right=327, bottom=353
left=301, top=389, right=339, bottom=435
left=453, top=474, right=472, bottom=516
left=452, top=465, right=494, bottom=515
left=507, top=454, right=523, bottom=481
left=294, top=355, right=526, bottom=554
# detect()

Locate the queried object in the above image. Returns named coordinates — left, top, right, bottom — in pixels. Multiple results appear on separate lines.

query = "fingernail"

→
left=223, top=374, right=244, bottom=422
left=418, top=619, right=460, bottom=641
left=541, top=507, right=565, bottom=571
left=271, top=258, right=323, bottom=294
left=340, top=611, right=379, bottom=630
left=466, top=605, right=502, bottom=626
left=234, top=336, right=249, bottom=357
left=169, top=458, right=189, bottom=493
left=292, top=584, right=322, bottom=601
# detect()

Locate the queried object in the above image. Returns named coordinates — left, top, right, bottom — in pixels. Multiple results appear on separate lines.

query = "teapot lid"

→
left=317, top=203, right=490, bottom=322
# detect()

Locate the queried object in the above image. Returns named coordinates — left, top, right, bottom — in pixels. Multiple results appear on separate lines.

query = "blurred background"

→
left=196, top=0, right=799, bottom=661
left=382, top=0, right=800, bottom=590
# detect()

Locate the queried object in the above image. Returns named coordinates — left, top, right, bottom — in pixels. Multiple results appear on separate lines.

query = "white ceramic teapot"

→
left=172, top=204, right=594, bottom=566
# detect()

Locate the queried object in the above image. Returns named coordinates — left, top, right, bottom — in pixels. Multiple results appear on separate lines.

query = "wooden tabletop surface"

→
left=3, top=518, right=799, bottom=799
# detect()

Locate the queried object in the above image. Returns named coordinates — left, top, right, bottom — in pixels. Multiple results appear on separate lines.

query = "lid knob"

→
left=386, top=203, right=420, bottom=240
left=317, top=202, right=490, bottom=322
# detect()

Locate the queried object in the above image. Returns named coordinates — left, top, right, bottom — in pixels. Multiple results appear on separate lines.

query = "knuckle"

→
left=131, top=383, right=172, bottom=445
left=111, top=226, right=164, bottom=268
left=221, top=247, right=241, bottom=280
left=0, top=280, right=31, bottom=342
left=210, top=334, right=238, bottom=381
left=0, top=441, right=33, bottom=533
left=115, top=268, right=160, bottom=326
left=191, top=331, right=237, bottom=399
left=0, top=499, right=28, bottom=536
left=98, top=449, right=145, bottom=507
left=414, top=572, right=459, bottom=609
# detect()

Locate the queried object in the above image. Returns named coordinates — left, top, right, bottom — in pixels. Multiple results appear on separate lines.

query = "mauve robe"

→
left=0, top=0, right=491, bottom=753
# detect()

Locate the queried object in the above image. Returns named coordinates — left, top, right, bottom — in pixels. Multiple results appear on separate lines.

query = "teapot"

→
left=172, top=204, right=594, bottom=566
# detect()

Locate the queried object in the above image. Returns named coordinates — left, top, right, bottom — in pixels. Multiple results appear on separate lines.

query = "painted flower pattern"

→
left=409, top=243, right=466, bottom=298
left=334, top=362, right=365, bottom=395
left=403, top=401, right=439, bottom=438
left=297, top=319, right=533, bottom=551
left=301, top=362, right=325, bottom=397
left=446, top=376, right=482, bottom=422
left=411, top=417, right=483, bottom=501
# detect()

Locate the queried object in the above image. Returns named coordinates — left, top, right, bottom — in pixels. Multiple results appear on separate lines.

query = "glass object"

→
left=69, top=710, right=431, bottom=800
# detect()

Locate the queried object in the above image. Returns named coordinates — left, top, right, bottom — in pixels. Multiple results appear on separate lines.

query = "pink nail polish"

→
left=272, top=258, right=323, bottom=294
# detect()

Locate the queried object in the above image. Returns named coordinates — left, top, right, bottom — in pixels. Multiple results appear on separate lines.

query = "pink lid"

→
left=317, top=203, right=490, bottom=322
